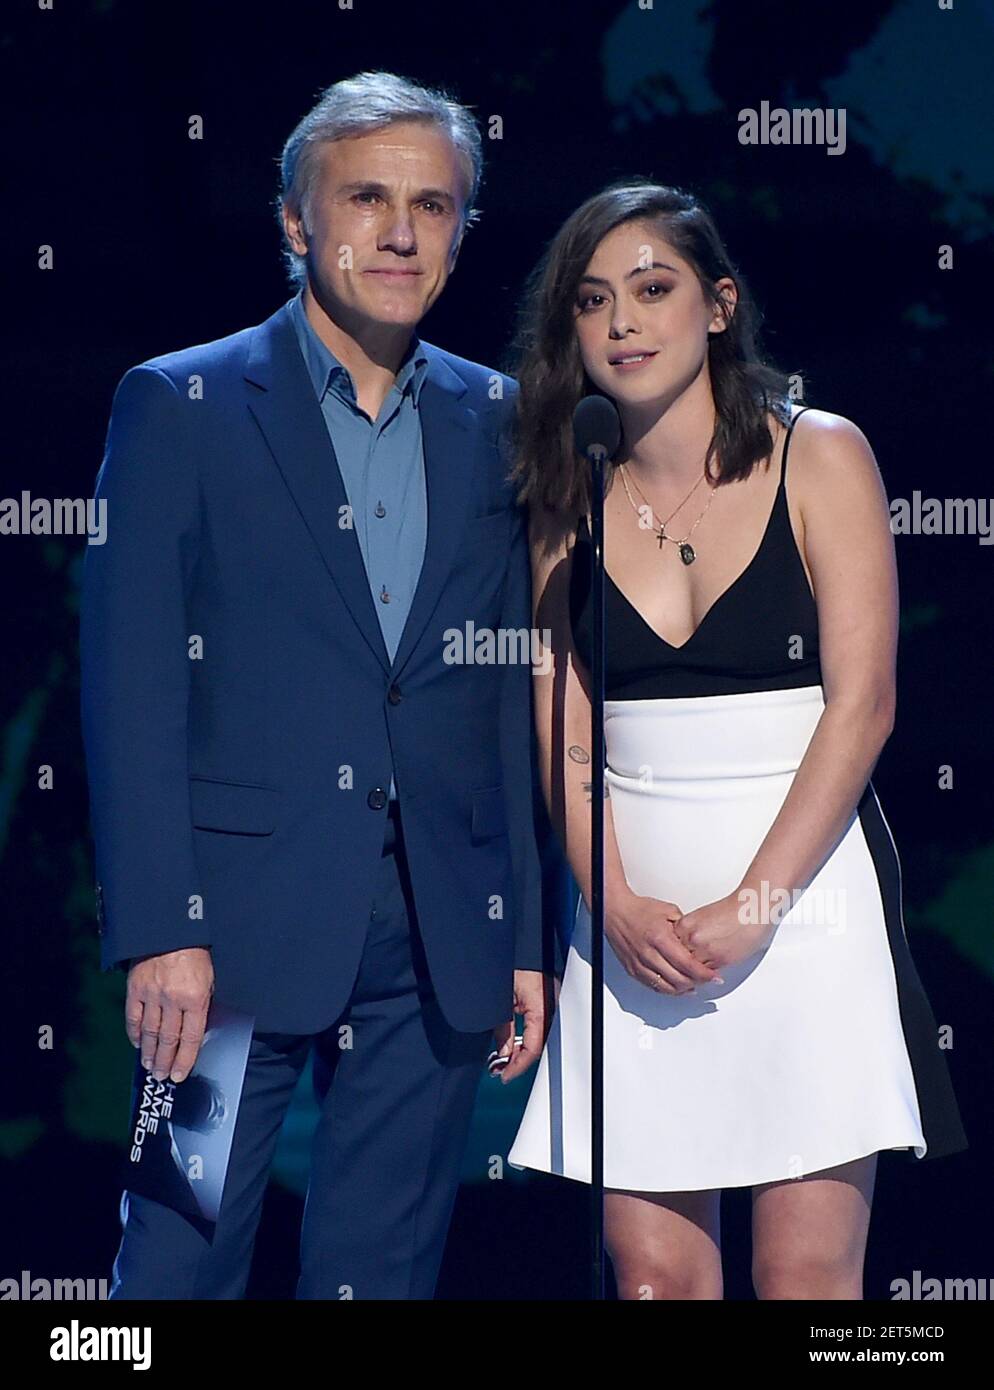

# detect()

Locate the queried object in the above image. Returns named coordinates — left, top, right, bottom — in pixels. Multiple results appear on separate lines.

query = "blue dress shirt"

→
left=289, top=290, right=429, bottom=800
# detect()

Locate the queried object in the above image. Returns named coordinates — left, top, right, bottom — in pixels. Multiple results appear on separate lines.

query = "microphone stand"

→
left=573, top=393, right=619, bottom=1301
left=588, top=443, right=607, bottom=1301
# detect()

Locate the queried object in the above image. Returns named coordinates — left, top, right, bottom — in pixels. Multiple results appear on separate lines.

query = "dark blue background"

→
left=2, top=0, right=990, bottom=1299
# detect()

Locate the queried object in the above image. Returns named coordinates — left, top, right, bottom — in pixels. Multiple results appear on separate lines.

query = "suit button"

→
left=367, top=788, right=388, bottom=810
left=387, top=684, right=402, bottom=705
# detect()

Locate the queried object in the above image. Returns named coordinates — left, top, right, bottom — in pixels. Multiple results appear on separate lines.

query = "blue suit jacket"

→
left=80, top=299, right=561, bottom=1033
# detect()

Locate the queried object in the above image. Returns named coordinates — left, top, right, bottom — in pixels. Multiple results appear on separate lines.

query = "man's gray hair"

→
left=276, top=70, right=484, bottom=288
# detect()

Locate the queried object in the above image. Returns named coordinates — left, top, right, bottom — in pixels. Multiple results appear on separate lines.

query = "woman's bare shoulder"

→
left=785, top=407, right=882, bottom=496
left=780, top=406, right=891, bottom=551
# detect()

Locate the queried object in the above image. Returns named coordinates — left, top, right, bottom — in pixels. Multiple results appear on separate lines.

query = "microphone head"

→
left=572, top=395, right=621, bottom=467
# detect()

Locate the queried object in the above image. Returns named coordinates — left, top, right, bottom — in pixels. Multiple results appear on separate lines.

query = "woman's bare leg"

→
left=605, top=1187, right=723, bottom=1300
left=751, top=1154, right=877, bottom=1300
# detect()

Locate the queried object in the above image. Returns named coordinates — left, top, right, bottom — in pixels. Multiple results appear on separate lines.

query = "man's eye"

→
left=355, top=192, right=380, bottom=204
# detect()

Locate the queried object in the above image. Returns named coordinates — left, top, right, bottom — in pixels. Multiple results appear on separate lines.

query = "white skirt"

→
left=508, top=684, right=931, bottom=1191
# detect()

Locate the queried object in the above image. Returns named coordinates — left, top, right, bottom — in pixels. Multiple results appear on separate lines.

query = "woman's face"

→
left=572, top=219, right=735, bottom=411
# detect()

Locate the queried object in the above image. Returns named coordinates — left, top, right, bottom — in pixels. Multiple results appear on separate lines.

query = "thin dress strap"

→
left=780, top=404, right=814, bottom=487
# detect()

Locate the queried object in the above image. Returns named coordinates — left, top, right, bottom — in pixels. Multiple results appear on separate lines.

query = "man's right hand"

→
left=125, top=946, right=214, bottom=1083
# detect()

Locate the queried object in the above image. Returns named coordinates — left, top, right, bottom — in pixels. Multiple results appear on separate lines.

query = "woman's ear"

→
left=708, top=277, right=738, bottom=334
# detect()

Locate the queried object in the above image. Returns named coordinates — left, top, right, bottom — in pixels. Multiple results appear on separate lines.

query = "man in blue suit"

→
left=80, top=71, right=560, bottom=1299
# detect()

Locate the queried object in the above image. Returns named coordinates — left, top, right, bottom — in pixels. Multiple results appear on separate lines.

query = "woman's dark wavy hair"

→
left=506, top=180, right=799, bottom=518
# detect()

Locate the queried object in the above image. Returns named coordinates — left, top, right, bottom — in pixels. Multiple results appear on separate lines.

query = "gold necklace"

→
left=619, top=463, right=718, bottom=565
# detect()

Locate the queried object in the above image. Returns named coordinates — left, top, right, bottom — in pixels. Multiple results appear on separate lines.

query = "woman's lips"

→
left=609, top=351, right=658, bottom=372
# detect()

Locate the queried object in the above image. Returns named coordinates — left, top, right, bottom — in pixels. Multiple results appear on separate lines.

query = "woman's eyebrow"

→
left=577, top=261, right=680, bottom=287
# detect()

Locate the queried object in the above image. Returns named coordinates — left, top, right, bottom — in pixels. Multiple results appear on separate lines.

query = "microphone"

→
left=572, top=395, right=622, bottom=473
left=570, top=393, right=620, bottom=1303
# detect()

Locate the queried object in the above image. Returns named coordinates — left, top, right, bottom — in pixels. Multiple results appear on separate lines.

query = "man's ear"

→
left=282, top=201, right=308, bottom=257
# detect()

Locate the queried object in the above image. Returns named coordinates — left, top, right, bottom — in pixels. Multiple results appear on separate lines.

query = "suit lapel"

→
left=243, top=302, right=479, bottom=680
left=389, top=353, right=477, bottom=679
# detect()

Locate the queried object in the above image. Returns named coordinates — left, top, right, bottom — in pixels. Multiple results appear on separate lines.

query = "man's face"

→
left=283, top=120, right=469, bottom=336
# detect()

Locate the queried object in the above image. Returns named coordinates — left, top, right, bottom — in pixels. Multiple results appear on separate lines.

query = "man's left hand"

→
left=491, top=969, right=557, bottom=1084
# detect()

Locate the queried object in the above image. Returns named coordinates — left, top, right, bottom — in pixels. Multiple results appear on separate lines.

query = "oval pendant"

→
left=679, top=542, right=696, bottom=565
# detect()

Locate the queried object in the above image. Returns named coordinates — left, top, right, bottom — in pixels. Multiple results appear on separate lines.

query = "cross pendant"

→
left=656, top=527, right=666, bottom=549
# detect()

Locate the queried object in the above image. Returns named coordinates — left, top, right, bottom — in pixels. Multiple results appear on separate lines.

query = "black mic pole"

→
left=572, top=396, right=621, bottom=1302
left=589, top=440, right=606, bottom=1303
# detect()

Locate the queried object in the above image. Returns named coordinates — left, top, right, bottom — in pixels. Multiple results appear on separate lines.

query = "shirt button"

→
left=374, top=501, right=386, bottom=518
left=379, top=585, right=390, bottom=604
left=367, top=788, right=388, bottom=810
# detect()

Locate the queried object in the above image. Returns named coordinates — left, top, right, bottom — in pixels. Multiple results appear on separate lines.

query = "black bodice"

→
left=569, top=407, right=822, bottom=699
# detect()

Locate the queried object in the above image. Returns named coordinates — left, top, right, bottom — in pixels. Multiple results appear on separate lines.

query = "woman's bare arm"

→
left=735, top=410, right=898, bottom=917
left=529, top=509, right=718, bottom=993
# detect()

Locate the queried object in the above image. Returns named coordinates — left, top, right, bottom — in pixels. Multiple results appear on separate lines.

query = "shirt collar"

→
left=288, top=289, right=429, bottom=408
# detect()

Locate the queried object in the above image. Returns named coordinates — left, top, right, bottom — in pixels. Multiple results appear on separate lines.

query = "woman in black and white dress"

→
left=505, top=182, right=967, bottom=1299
